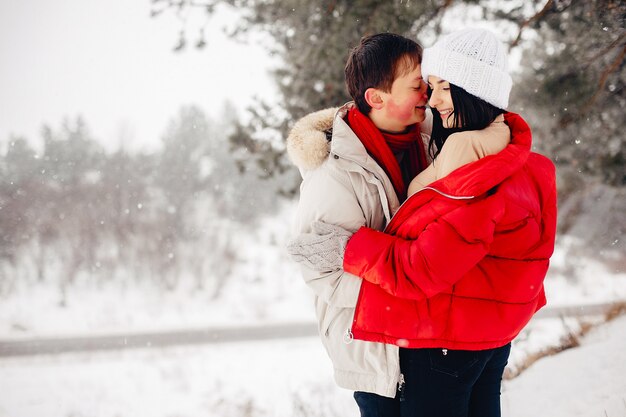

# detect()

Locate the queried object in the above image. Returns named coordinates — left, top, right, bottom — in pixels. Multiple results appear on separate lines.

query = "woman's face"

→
left=428, top=76, right=456, bottom=128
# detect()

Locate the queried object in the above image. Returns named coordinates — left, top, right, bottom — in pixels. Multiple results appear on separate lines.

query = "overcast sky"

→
left=0, top=0, right=277, bottom=152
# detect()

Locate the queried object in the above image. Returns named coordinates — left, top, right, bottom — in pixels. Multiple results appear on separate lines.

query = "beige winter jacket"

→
left=407, top=114, right=510, bottom=195
left=287, top=102, right=431, bottom=397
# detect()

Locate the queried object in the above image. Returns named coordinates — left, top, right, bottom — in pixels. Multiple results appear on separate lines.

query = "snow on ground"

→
left=0, top=203, right=625, bottom=415
left=0, top=336, right=356, bottom=417
left=502, top=313, right=626, bottom=417
left=0, top=203, right=314, bottom=340
left=1, top=314, right=625, bottom=417
left=545, top=234, right=626, bottom=307
left=0, top=205, right=625, bottom=341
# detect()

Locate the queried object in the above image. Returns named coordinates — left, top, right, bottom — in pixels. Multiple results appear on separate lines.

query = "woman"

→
left=289, top=28, right=557, bottom=417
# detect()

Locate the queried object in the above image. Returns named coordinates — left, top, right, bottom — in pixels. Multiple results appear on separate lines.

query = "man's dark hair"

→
left=345, top=33, right=423, bottom=115
left=428, top=84, right=506, bottom=159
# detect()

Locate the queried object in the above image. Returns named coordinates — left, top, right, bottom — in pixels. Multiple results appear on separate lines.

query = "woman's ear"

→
left=364, top=88, right=385, bottom=110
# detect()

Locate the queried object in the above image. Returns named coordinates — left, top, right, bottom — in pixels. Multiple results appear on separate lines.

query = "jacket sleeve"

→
left=343, top=197, right=504, bottom=300
left=293, top=162, right=371, bottom=308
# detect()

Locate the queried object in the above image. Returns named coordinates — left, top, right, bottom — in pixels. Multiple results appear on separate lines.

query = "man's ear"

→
left=364, top=88, right=385, bottom=110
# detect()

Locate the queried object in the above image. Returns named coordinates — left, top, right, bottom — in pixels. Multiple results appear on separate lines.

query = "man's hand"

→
left=287, top=221, right=353, bottom=271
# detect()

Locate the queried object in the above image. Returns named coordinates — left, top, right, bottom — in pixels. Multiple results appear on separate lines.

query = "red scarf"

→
left=347, top=107, right=427, bottom=201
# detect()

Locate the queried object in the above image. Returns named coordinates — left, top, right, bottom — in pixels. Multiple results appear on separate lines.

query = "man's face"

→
left=379, top=64, right=428, bottom=132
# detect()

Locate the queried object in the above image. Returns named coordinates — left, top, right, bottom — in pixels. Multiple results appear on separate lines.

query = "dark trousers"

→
left=354, top=344, right=511, bottom=417
left=354, top=391, right=401, bottom=417
left=398, top=343, right=511, bottom=417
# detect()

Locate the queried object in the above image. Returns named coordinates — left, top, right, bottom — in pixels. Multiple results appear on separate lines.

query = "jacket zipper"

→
left=398, top=373, right=406, bottom=401
left=385, top=186, right=475, bottom=233
left=343, top=328, right=354, bottom=344
left=419, top=186, right=475, bottom=200
left=396, top=185, right=475, bottom=211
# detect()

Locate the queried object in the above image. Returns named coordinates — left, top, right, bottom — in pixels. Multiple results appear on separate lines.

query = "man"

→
left=287, top=32, right=431, bottom=416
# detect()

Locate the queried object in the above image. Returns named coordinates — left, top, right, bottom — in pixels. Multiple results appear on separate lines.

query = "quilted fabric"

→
left=344, top=112, right=558, bottom=350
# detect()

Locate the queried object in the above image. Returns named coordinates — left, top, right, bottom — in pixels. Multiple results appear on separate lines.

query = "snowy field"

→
left=1, top=204, right=625, bottom=341
left=503, top=313, right=626, bottom=417
left=0, top=204, right=625, bottom=416
left=1, top=314, right=625, bottom=417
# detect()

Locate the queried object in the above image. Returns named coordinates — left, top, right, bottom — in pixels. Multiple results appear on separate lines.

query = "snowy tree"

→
left=153, top=0, right=444, bottom=120
left=152, top=0, right=450, bottom=194
left=156, top=0, right=624, bottom=186
left=0, top=138, right=40, bottom=292
left=508, top=0, right=625, bottom=186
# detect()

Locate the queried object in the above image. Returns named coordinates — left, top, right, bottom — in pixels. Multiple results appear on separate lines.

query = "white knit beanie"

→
left=421, top=28, right=512, bottom=109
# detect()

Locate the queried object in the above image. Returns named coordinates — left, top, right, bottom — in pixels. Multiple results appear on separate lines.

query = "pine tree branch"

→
left=510, top=0, right=554, bottom=48
left=586, top=32, right=626, bottom=65
left=431, top=0, right=453, bottom=22
left=583, top=44, right=626, bottom=111
left=419, top=0, right=453, bottom=35
left=563, top=43, right=626, bottom=127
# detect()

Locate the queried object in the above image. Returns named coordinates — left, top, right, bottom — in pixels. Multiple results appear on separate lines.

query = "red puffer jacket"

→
left=343, top=113, right=557, bottom=351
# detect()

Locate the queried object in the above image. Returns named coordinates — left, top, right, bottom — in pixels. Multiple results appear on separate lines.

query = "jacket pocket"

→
left=427, top=348, right=483, bottom=378
left=323, top=307, right=341, bottom=337
left=322, top=305, right=353, bottom=338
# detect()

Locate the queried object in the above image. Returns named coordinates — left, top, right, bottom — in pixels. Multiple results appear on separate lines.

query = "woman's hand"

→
left=286, top=221, right=353, bottom=271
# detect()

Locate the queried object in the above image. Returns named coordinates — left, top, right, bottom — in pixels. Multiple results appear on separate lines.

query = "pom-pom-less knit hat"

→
left=421, top=28, right=512, bottom=109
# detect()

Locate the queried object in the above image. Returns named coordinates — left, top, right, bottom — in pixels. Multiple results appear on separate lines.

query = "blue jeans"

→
left=354, top=391, right=401, bottom=417
left=398, top=343, right=511, bottom=417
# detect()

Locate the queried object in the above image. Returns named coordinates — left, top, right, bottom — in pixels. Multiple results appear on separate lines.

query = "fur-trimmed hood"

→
left=286, top=104, right=433, bottom=172
left=286, top=107, right=338, bottom=171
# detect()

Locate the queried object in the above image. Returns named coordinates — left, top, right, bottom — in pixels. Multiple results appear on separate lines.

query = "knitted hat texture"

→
left=421, top=28, right=512, bottom=109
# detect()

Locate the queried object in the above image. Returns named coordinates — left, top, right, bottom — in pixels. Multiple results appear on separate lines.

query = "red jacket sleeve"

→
left=343, top=197, right=505, bottom=300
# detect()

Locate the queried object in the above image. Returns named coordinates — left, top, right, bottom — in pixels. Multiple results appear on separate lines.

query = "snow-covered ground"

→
left=0, top=336, right=351, bottom=417
left=503, top=313, right=626, bottom=417
left=1, top=204, right=625, bottom=340
left=0, top=204, right=313, bottom=340
left=0, top=314, right=624, bottom=417
left=0, top=204, right=625, bottom=416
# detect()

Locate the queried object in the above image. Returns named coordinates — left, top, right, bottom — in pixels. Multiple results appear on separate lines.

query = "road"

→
left=0, top=302, right=619, bottom=357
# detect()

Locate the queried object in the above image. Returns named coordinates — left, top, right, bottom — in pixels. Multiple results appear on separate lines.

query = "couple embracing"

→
left=287, top=28, right=557, bottom=417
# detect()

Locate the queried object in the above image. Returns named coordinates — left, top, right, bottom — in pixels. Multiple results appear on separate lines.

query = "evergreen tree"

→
left=155, top=0, right=625, bottom=186
left=0, top=138, right=40, bottom=274
left=152, top=0, right=451, bottom=184
left=509, top=0, right=625, bottom=186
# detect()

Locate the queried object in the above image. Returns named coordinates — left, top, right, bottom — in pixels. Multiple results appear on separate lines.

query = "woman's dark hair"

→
left=428, top=84, right=505, bottom=159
